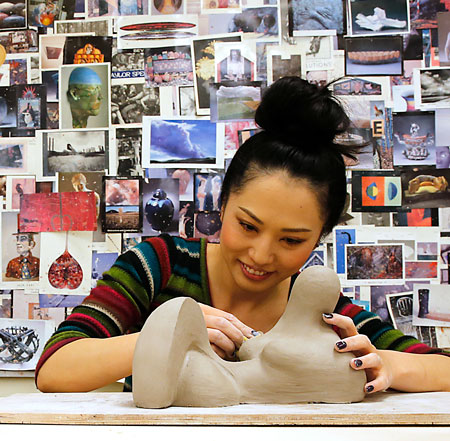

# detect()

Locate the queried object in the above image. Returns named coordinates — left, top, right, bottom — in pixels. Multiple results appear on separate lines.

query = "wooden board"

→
left=0, top=391, right=450, bottom=426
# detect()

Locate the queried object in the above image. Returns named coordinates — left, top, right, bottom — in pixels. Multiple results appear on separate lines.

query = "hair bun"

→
left=255, top=76, right=349, bottom=148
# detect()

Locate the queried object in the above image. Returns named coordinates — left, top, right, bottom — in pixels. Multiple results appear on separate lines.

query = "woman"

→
left=36, top=77, right=450, bottom=394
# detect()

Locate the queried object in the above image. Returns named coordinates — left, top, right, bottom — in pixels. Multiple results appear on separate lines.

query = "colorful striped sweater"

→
left=35, top=234, right=449, bottom=390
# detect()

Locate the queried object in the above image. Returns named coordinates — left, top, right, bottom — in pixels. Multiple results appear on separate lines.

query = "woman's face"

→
left=219, top=172, right=324, bottom=294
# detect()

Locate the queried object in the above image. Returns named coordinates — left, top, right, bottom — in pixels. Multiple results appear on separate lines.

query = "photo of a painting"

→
left=142, top=117, right=223, bottom=168
left=346, top=244, right=404, bottom=281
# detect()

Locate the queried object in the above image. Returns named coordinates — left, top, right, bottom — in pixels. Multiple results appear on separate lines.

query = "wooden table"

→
left=0, top=390, right=449, bottom=426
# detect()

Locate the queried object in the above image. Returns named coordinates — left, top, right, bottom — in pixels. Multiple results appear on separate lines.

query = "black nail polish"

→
left=366, top=385, right=374, bottom=393
left=336, top=340, right=347, bottom=350
left=323, top=313, right=333, bottom=319
left=354, top=359, right=363, bottom=368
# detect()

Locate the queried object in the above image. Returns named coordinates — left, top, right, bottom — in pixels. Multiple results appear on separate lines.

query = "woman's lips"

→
left=239, top=261, right=273, bottom=281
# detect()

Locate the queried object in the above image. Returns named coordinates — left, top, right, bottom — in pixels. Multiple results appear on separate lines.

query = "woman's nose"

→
left=248, top=237, right=275, bottom=266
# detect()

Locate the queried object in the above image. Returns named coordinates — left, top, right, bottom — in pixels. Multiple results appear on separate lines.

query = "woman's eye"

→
left=283, top=238, right=303, bottom=245
left=239, top=221, right=256, bottom=232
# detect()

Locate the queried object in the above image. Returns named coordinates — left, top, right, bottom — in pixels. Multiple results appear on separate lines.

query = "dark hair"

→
left=221, top=76, right=356, bottom=236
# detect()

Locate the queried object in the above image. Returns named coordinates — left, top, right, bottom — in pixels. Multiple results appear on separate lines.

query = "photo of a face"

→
left=60, top=63, right=110, bottom=129
left=436, top=146, right=450, bottom=168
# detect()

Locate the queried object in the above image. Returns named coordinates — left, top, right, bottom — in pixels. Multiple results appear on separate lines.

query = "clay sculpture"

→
left=133, top=265, right=366, bottom=408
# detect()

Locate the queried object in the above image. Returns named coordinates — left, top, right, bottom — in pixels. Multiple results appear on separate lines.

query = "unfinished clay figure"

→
left=133, top=265, right=366, bottom=408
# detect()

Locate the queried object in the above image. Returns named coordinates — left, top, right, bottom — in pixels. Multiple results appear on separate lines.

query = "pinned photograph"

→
left=333, top=227, right=357, bottom=276
left=40, top=34, right=69, bottom=70
left=436, top=146, right=450, bottom=169
left=41, top=70, right=59, bottom=101
left=437, top=12, right=450, bottom=66
left=0, top=290, right=12, bottom=318
left=87, top=0, right=148, bottom=17
left=60, top=63, right=110, bottom=129
left=345, top=36, right=403, bottom=76
left=194, top=211, right=222, bottom=242
left=16, top=84, right=46, bottom=130
left=0, top=29, right=38, bottom=53
left=210, top=81, right=262, bottom=122
left=290, top=0, right=343, bottom=35
left=116, top=127, right=142, bottom=176
left=55, top=18, right=111, bottom=36
left=214, top=42, right=256, bottom=82
left=201, top=0, right=240, bottom=14
left=401, top=167, right=450, bottom=209
left=142, top=117, right=224, bottom=168
left=415, top=67, right=450, bottom=109
left=405, top=261, right=438, bottom=280
left=333, top=77, right=383, bottom=96
left=345, top=244, right=404, bottom=282
left=293, top=35, right=333, bottom=71
left=393, top=208, right=438, bottom=227
left=392, top=111, right=435, bottom=167
left=351, top=170, right=402, bottom=212
left=42, top=130, right=109, bottom=176
left=102, top=176, right=142, bottom=233
left=348, top=0, right=410, bottom=36
left=19, top=192, right=97, bottom=233
left=28, top=0, right=75, bottom=28
left=0, top=0, right=26, bottom=30
left=111, top=83, right=160, bottom=125
left=144, top=45, right=194, bottom=87
left=91, top=251, right=119, bottom=288
left=208, top=6, right=280, bottom=42
left=179, top=201, right=194, bottom=238
left=194, top=173, right=223, bottom=211
left=5, top=175, right=35, bottom=210
left=151, top=0, right=185, bottom=15
left=117, top=15, right=198, bottom=49
left=0, top=86, right=18, bottom=129
left=142, top=178, right=179, bottom=236
left=111, top=47, right=145, bottom=80
left=1, top=211, right=40, bottom=289
left=0, top=318, right=53, bottom=371
left=178, top=86, right=195, bottom=116
left=192, top=33, right=242, bottom=115
left=0, top=138, right=28, bottom=174
left=266, top=45, right=301, bottom=84
left=63, top=36, right=113, bottom=65
left=413, top=284, right=450, bottom=326
left=39, top=231, right=93, bottom=295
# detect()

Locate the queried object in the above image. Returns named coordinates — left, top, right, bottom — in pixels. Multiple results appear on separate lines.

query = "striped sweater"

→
left=35, top=234, right=449, bottom=390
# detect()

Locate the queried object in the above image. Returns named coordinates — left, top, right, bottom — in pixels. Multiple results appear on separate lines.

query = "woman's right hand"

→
left=198, top=304, right=255, bottom=361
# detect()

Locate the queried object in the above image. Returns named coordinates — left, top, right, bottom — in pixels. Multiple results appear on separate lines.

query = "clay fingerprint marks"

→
left=48, top=249, right=83, bottom=290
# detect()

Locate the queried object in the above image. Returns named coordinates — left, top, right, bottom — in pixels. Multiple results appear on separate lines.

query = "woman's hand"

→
left=322, top=313, right=394, bottom=394
left=199, top=304, right=255, bottom=361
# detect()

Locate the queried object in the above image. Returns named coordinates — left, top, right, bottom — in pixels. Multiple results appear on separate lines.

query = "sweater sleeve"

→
left=334, top=294, right=450, bottom=356
left=34, top=235, right=175, bottom=382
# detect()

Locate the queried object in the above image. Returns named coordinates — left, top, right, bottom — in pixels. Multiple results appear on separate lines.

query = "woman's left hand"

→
left=322, top=313, right=394, bottom=394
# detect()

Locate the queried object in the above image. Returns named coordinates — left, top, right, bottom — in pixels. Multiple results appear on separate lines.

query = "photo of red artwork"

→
left=19, top=192, right=97, bottom=232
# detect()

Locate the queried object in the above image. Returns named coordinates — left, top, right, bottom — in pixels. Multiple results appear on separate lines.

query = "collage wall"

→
left=0, top=0, right=450, bottom=375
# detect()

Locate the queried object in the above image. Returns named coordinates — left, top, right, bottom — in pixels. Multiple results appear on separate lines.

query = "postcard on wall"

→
left=55, top=17, right=112, bottom=36
left=344, top=35, right=403, bottom=76
left=266, top=45, right=302, bottom=84
left=28, top=0, right=75, bottom=29
left=59, top=62, right=111, bottom=130
left=19, top=192, right=97, bottom=232
left=351, top=170, right=402, bottom=212
left=201, top=0, right=240, bottom=14
left=142, top=178, right=179, bottom=236
left=87, top=0, right=148, bottom=17
left=208, top=6, right=280, bottom=43
left=0, top=211, right=41, bottom=290
left=293, top=35, right=333, bottom=71
left=117, top=14, right=199, bottom=49
left=0, top=137, right=29, bottom=176
left=392, top=111, right=436, bottom=167
left=405, top=261, right=438, bottom=280
left=414, top=67, right=450, bottom=110
left=214, top=41, right=256, bottom=83
left=144, top=44, right=194, bottom=88
left=192, top=33, right=242, bottom=115
left=111, top=47, right=145, bottom=80
left=150, top=0, right=186, bottom=15
left=345, top=243, right=405, bottom=284
left=41, top=129, right=109, bottom=177
left=412, top=284, right=450, bottom=327
left=63, top=36, right=113, bottom=65
left=39, top=231, right=93, bottom=295
left=142, top=117, right=225, bottom=169
left=102, top=176, right=142, bottom=233
left=437, top=12, right=450, bottom=66
left=209, top=81, right=262, bottom=123
left=347, top=0, right=410, bottom=37
left=0, top=318, right=54, bottom=371
left=291, top=0, right=343, bottom=35
left=5, top=175, right=35, bottom=210
left=0, top=0, right=27, bottom=30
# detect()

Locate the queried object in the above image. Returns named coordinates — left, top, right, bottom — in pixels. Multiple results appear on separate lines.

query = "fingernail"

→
left=354, top=359, right=363, bottom=368
left=323, top=313, right=333, bottom=319
left=336, top=340, right=347, bottom=350
left=251, top=330, right=263, bottom=337
left=366, top=385, right=374, bottom=393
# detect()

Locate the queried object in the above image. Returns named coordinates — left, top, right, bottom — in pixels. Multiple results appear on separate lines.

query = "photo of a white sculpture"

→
left=133, top=265, right=366, bottom=408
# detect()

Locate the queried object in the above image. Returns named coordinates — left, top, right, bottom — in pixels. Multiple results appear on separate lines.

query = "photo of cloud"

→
left=142, top=118, right=223, bottom=168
